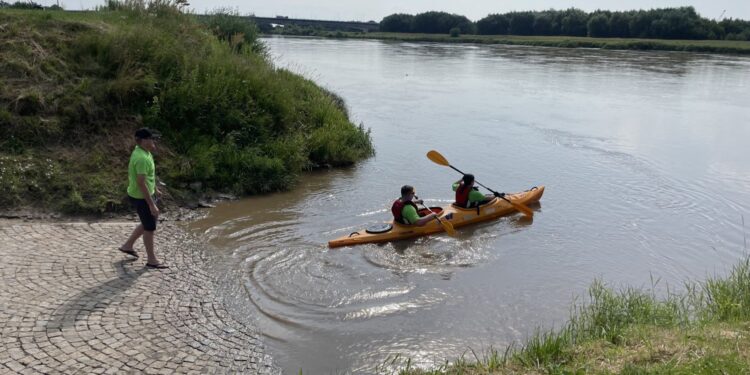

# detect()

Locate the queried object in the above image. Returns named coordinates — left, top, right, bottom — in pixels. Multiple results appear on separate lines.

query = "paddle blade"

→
left=439, top=218, right=458, bottom=237
left=426, top=150, right=450, bottom=166
left=511, top=202, right=534, bottom=218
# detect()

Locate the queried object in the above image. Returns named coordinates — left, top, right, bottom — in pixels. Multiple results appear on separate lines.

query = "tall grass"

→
left=513, top=258, right=750, bottom=370
left=101, top=0, right=188, bottom=15
left=395, top=251, right=750, bottom=374
left=0, top=2, right=372, bottom=213
left=700, top=257, right=750, bottom=322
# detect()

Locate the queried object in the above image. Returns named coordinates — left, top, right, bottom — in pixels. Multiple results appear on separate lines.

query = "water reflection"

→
left=489, top=46, right=698, bottom=75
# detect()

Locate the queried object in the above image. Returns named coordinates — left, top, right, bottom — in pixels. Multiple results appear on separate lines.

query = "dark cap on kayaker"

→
left=400, top=185, right=415, bottom=197
left=135, top=128, right=161, bottom=140
left=462, top=174, right=474, bottom=185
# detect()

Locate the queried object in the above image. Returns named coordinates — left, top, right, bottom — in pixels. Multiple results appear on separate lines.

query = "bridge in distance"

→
left=248, top=16, right=380, bottom=32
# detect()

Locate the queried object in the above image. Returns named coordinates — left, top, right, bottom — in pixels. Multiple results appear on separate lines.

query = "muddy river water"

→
left=189, top=37, right=750, bottom=373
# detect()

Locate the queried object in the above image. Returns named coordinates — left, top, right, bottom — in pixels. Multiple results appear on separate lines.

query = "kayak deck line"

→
left=328, top=185, right=545, bottom=248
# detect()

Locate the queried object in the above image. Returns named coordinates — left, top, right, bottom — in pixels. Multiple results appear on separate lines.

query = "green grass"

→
left=310, top=32, right=750, bottom=55
left=393, top=256, right=750, bottom=374
left=0, top=4, right=373, bottom=214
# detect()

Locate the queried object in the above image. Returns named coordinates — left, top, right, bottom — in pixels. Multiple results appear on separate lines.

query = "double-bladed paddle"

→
left=426, top=150, right=534, bottom=218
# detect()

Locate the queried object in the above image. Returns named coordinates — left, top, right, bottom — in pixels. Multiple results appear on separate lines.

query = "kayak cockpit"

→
left=417, top=207, right=443, bottom=216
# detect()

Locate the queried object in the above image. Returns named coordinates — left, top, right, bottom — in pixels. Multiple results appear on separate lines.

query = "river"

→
left=189, top=36, right=750, bottom=373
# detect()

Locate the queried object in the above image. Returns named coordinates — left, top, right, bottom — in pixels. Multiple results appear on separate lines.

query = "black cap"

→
left=135, top=128, right=161, bottom=140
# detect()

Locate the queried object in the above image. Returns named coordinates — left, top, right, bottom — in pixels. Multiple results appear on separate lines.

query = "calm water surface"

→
left=189, top=37, right=750, bottom=373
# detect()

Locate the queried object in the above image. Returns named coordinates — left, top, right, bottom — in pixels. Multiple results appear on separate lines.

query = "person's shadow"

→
left=45, top=258, right=147, bottom=332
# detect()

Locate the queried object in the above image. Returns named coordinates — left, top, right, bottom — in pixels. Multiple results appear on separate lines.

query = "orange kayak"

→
left=328, top=186, right=544, bottom=248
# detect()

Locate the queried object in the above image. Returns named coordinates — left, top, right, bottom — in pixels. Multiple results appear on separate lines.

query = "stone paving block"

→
left=0, top=222, right=278, bottom=374
left=6, top=361, right=25, bottom=373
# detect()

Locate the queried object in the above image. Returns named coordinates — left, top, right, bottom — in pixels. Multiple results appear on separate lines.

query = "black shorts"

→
left=129, top=196, right=157, bottom=231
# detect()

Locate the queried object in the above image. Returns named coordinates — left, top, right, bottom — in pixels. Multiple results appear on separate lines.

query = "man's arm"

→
left=415, top=213, right=437, bottom=226
left=405, top=201, right=438, bottom=227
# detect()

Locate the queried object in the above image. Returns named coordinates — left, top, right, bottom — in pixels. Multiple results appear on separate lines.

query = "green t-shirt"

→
left=402, top=204, right=420, bottom=225
left=452, top=182, right=487, bottom=203
left=127, top=145, right=156, bottom=199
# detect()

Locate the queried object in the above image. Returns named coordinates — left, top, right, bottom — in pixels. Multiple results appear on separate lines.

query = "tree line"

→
left=380, top=7, right=750, bottom=41
left=0, top=1, right=60, bottom=9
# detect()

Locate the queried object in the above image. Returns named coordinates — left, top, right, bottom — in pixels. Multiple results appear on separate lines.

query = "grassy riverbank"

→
left=395, top=256, right=750, bottom=374
left=279, top=31, right=750, bottom=55
left=0, top=5, right=373, bottom=215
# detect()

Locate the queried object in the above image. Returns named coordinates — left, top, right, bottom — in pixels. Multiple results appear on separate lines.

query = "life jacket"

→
left=391, top=199, right=418, bottom=224
left=455, top=183, right=472, bottom=208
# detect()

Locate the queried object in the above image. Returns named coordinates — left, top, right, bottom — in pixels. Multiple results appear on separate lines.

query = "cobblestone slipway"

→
left=0, top=221, right=277, bottom=374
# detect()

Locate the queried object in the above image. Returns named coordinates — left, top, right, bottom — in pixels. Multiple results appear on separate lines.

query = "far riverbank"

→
left=268, top=31, right=750, bottom=55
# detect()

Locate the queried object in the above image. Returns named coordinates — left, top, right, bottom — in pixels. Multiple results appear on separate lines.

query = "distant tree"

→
left=560, top=8, right=588, bottom=36
left=587, top=14, right=610, bottom=37
left=643, top=7, right=707, bottom=39
left=676, top=6, right=707, bottom=39
left=649, top=19, right=671, bottom=38
left=476, top=14, right=509, bottom=35
left=381, top=7, right=749, bottom=40
left=8, top=1, right=43, bottom=9
left=412, top=12, right=440, bottom=33
left=720, top=18, right=750, bottom=40
left=609, top=12, right=631, bottom=37
left=702, top=20, right=724, bottom=39
left=460, top=19, right=477, bottom=34
left=533, top=13, right=554, bottom=35
left=449, top=27, right=460, bottom=37
left=720, top=18, right=748, bottom=35
left=448, top=13, right=476, bottom=34
left=380, top=13, right=414, bottom=33
left=508, top=11, right=534, bottom=35
left=629, top=11, right=654, bottom=38
left=412, top=11, right=474, bottom=34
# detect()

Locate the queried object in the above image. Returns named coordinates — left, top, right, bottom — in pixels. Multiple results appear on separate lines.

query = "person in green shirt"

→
left=391, top=185, right=438, bottom=226
left=118, top=128, right=168, bottom=269
left=453, top=174, right=493, bottom=208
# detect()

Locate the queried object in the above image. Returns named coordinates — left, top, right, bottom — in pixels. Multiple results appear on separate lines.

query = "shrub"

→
left=201, top=8, right=265, bottom=54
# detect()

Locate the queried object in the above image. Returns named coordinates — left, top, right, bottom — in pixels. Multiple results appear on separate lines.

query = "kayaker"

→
left=391, top=185, right=438, bottom=226
left=453, top=174, right=493, bottom=208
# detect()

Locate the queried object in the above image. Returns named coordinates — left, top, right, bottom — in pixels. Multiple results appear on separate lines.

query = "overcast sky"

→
left=42, top=0, right=749, bottom=21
